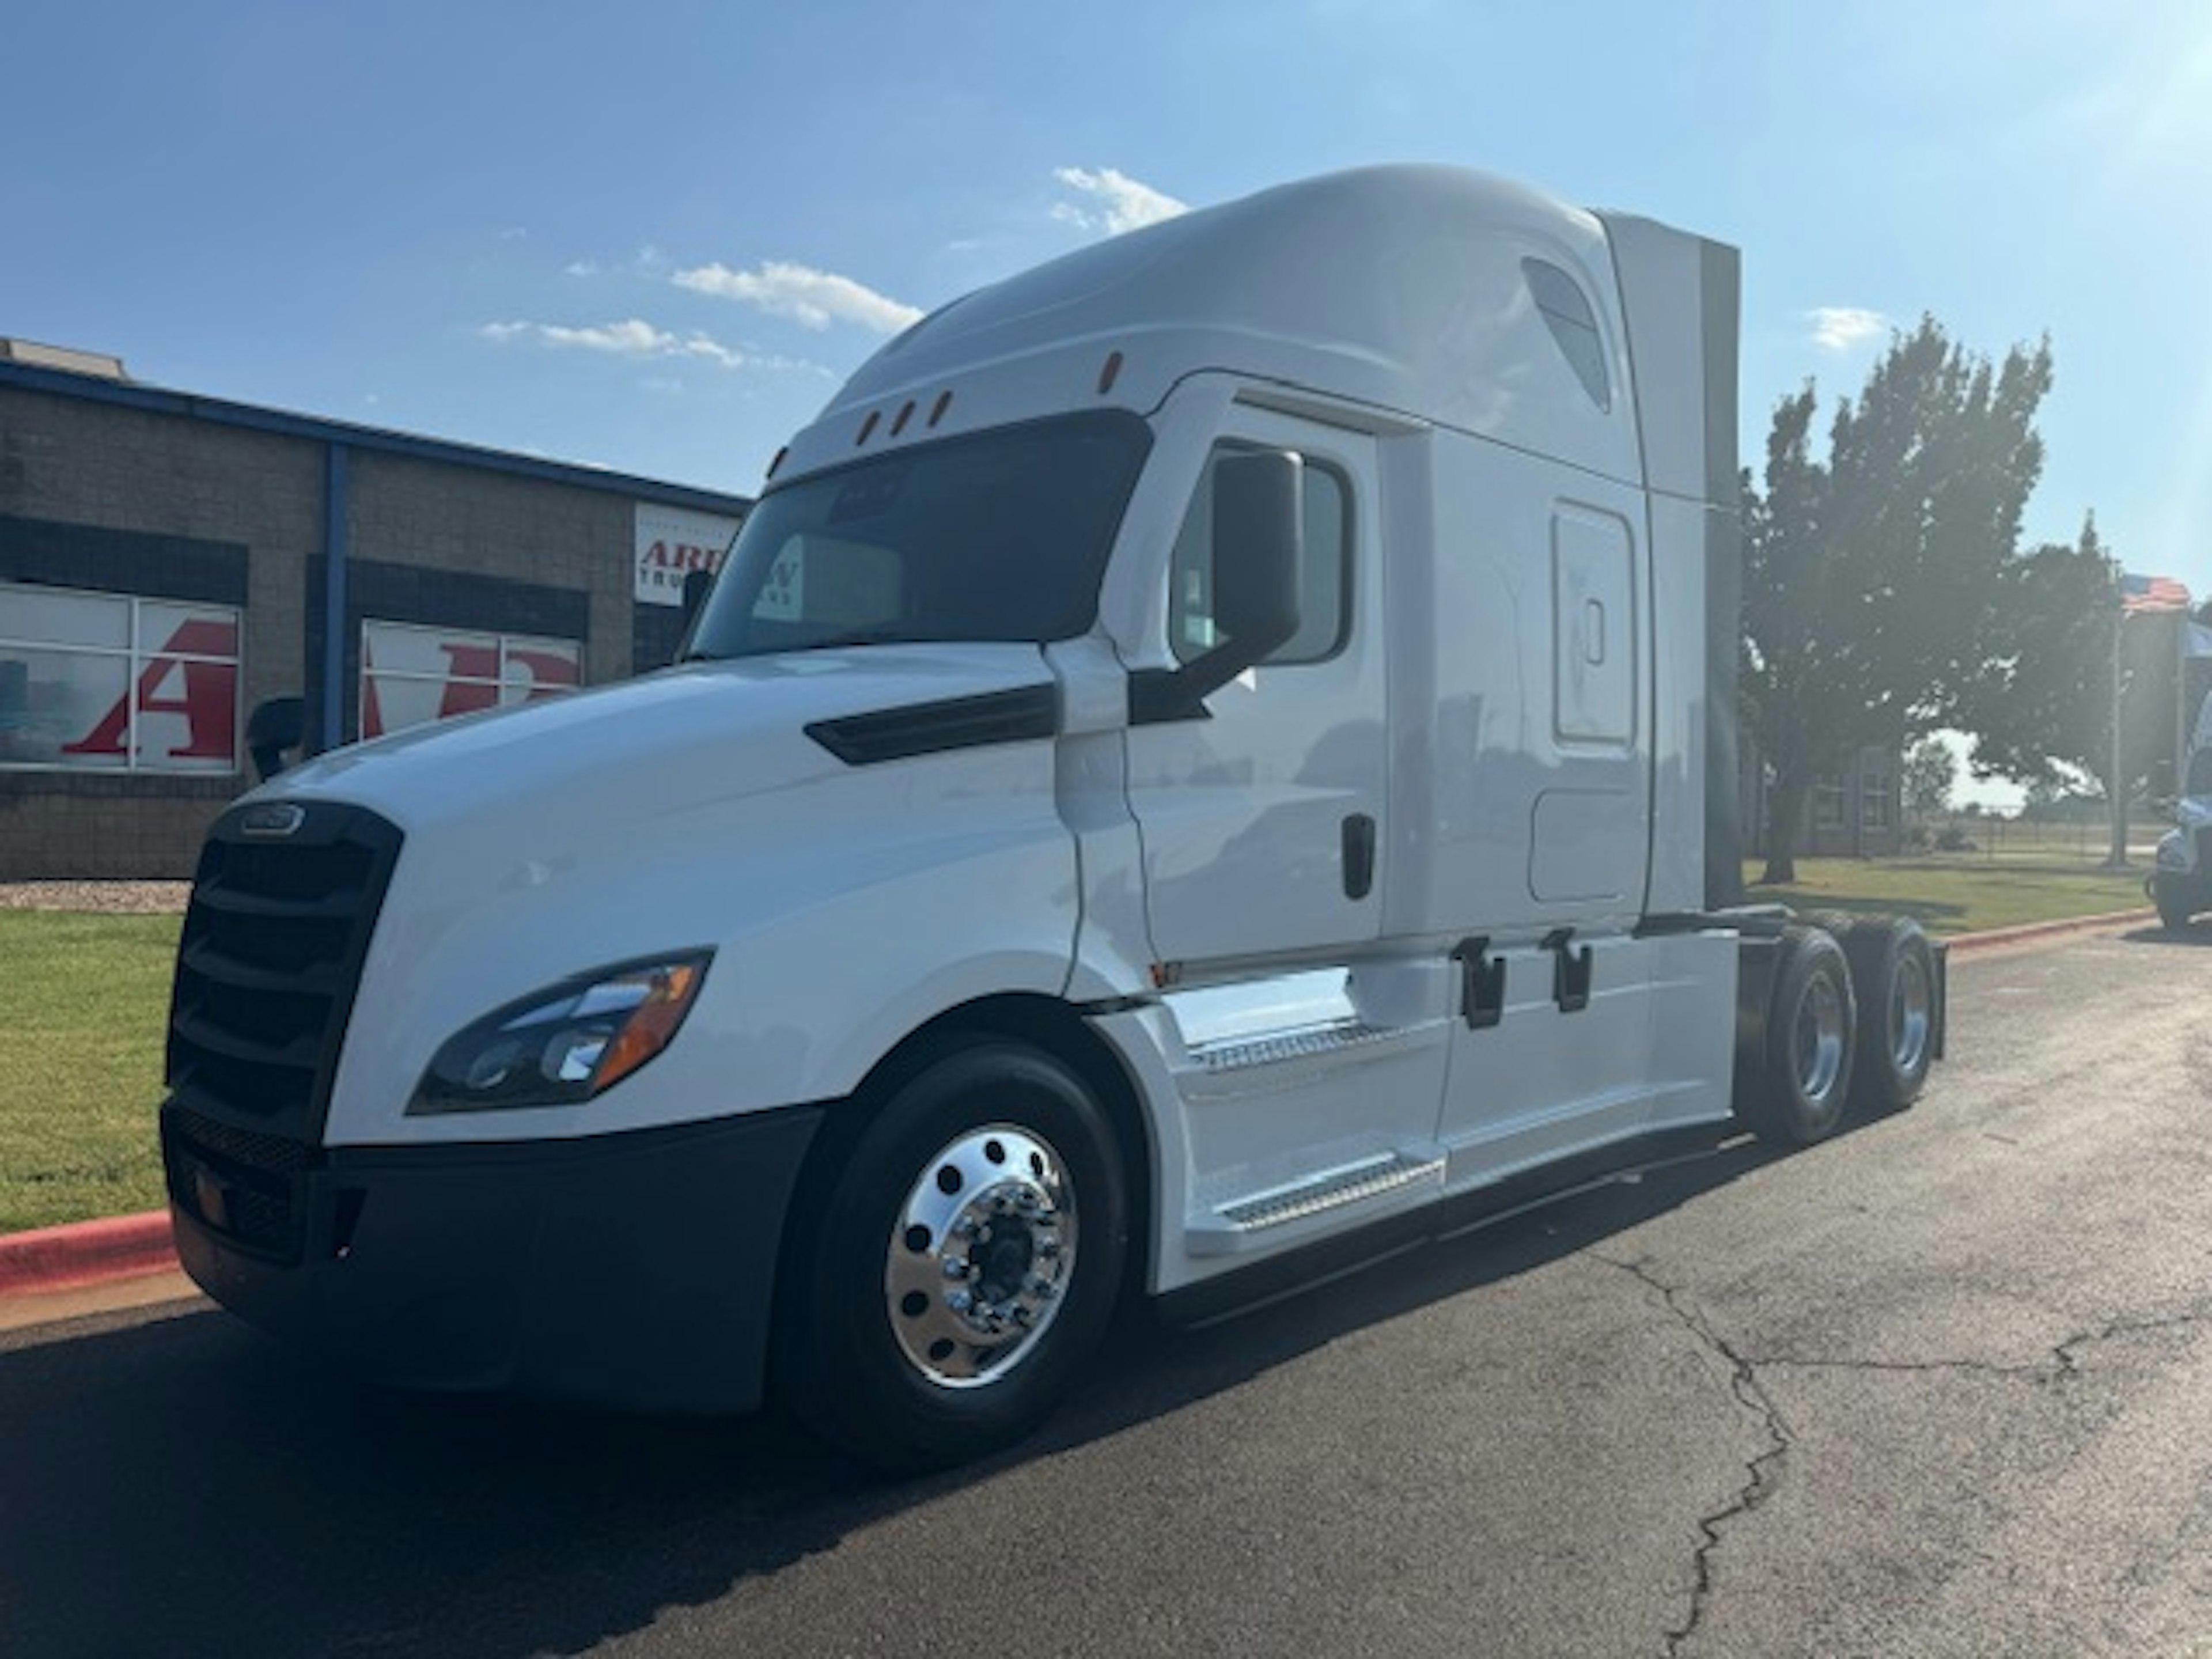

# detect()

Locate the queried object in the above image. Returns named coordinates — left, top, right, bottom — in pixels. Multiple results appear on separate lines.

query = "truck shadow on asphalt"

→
left=0, top=1130, right=1796, bottom=1657
left=2120, top=923, right=2212, bottom=949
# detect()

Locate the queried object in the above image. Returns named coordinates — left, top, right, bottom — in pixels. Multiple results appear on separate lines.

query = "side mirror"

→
left=681, top=567, right=717, bottom=625
left=1132, top=450, right=1304, bottom=723
left=246, top=696, right=306, bottom=782
left=1210, top=450, right=1304, bottom=656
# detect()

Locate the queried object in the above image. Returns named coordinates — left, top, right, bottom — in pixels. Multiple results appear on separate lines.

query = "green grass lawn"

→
left=1744, top=851, right=2150, bottom=935
left=0, top=911, right=181, bottom=1234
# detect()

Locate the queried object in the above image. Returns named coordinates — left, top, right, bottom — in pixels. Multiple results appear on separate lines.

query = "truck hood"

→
left=264, top=642, right=1057, bottom=834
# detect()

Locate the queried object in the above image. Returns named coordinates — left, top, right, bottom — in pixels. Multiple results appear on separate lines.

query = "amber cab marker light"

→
left=766, top=445, right=788, bottom=480
left=891, top=400, right=916, bottom=437
left=928, top=390, right=953, bottom=427
left=855, top=411, right=880, bottom=446
left=1098, top=351, right=1124, bottom=395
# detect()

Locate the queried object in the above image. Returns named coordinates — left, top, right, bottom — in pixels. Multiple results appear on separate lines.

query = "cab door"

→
left=1123, top=411, right=1385, bottom=968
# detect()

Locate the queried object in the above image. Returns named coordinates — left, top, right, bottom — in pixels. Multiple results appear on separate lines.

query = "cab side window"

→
left=1168, top=449, right=1350, bottom=665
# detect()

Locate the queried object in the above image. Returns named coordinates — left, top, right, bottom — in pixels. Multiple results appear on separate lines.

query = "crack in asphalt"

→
left=1600, top=1256, right=2211, bottom=1657
left=1738, top=1308, right=2209, bottom=1384
left=1595, top=1254, right=1790, bottom=1658
left=2053, top=1309, right=2206, bottom=1374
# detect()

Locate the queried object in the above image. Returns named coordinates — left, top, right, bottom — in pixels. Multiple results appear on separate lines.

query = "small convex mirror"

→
left=1210, top=449, right=1303, bottom=657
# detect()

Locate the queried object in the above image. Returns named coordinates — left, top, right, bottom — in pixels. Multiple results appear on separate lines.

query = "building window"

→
left=1861, top=770, right=1892, bottom=832
left=1169, top=449, right=1351, bottom=666
left=0, top=581, right=240, bottom=772
left=360, top=620, right=581, bottom=740
left=1812, top=775, right=1846, bottom=831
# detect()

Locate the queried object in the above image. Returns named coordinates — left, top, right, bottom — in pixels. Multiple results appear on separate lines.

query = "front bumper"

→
left=162, top=1103, right=824, bottom=1414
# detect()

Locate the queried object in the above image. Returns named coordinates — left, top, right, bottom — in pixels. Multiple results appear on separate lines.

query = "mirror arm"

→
left=1127, top=619, right=1298, bottom=726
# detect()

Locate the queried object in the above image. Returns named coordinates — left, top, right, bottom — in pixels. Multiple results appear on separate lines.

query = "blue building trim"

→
left=323, top=444, right=350, bottom=752
left=0, top=360, right=755, bottom=519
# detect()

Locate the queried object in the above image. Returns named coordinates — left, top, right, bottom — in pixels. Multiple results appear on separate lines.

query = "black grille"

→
left=162, top=1105, right=313, bottom=1263
left=165, top=802, right=403, bottom=1142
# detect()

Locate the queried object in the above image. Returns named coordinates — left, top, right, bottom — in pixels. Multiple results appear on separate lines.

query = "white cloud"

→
left=1808, top=306, right=1889, bottom=352
left=1050, top=166, right=1187, bottom=236
left=477, top=317, right=827, bottom=374
left=563, top=259, right=600, bottom=278
left=672, top=260, right=923, bottom=334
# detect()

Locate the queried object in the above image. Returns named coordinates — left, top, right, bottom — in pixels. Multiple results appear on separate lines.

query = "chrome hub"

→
left=884, top=1126, right=1077, bottom=1388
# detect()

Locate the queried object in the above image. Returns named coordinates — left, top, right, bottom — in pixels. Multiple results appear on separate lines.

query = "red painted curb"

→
left=1945, top=908, right=2156, bottom=955
left=0, top=1210, right=176, bottom=1298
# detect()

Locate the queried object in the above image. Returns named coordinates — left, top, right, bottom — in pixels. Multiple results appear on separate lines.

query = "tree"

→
left=1743, top=316, right=2052, bottom=882
left=1956, top=517, right=2116, bottom=791
left=1902, top=736, right=1956, bottom=823
left=1958, top=514, right=2185, bottom=808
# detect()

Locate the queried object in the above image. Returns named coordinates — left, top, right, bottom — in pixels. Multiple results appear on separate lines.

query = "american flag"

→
left=2122, top=572, right=2192, bottom=613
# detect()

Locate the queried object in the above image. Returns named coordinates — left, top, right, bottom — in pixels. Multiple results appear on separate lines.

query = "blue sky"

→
left=7, top=2, right=2209, bottom=617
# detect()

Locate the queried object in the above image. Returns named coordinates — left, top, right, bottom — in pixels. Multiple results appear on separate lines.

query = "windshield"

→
left=685, top=411, right=1151, bottom=660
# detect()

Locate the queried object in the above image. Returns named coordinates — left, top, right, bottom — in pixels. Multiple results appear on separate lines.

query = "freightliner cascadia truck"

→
left=160, top=165, right=1946, bottom=1470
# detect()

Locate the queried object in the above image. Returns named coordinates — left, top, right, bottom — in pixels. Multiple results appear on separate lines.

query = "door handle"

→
left=1342, top=813, right=1376, bottom=901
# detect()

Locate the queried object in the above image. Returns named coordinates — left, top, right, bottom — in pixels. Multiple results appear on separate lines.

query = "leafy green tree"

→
left=1902, top=736, right=1956, bottom=823
left=1959, top=514, right=2181, bottom=806
left=1743, top=316, right=2052, bottom=882
left=1957, top=517, right=2118, bottom=792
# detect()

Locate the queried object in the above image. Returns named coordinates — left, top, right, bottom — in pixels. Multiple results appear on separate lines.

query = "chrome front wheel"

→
left=884, top=1126, right=1079, bottom=1389
left=775, top=1040, right=1128, bottom=1472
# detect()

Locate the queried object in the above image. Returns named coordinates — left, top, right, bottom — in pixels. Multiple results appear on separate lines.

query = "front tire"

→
left=2156, top=873, right=2195, bottom=934
left=775, top=1040, right=1128, bottom=1472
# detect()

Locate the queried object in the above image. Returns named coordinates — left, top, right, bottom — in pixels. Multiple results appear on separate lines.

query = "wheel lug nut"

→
left=942, top=1257, right=970, bottom=1279
left=948, top=1290, right=974, bottom=1313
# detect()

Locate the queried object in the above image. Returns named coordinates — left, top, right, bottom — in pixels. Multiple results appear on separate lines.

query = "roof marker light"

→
left=766, top=446, right=788, bottom=480
left=855, top=411, right=880, bottom=446
left=1098, top=351, right=1124, bottom=395
left=929, top=391, right=953, bottom=428
left=891, top=399, right=916, bottom=437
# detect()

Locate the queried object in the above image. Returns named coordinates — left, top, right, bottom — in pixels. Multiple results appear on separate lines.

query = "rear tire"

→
left=774, top=1040, right=1128, bottom=1473
left=1832, top=917, right=1937, bottom=1114
left=1738, top=925, right=1858, bottom=1147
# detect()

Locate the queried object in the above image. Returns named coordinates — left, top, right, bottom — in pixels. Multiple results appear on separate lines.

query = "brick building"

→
left=1738, top=738, right=1904, bottom=861
left=0, top=344, right=751, bottom=879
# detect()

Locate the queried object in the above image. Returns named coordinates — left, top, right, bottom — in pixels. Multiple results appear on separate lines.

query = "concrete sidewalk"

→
left=0, top=905, right=2162, bottom=1323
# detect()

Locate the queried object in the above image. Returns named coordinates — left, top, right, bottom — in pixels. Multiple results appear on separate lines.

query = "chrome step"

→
left=1192, top=1020, right=1393, bottom=1074
left=1213, top=1150, right=1444, bottom=1233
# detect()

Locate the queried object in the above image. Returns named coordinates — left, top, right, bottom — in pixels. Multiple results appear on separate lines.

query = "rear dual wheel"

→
left=1740, top=917, right=1936, bottom=1146
left=1831, top=916, right=1937, bottom=1115
left=1739, top=924, right=1858, bottom=1147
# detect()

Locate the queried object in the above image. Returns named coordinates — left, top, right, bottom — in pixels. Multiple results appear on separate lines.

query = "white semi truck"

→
left=161, top=166, right=1945, bottom=1469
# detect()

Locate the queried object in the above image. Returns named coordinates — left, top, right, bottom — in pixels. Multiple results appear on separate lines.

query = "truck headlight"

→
left=409, top=953, right=712, bottom=1115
